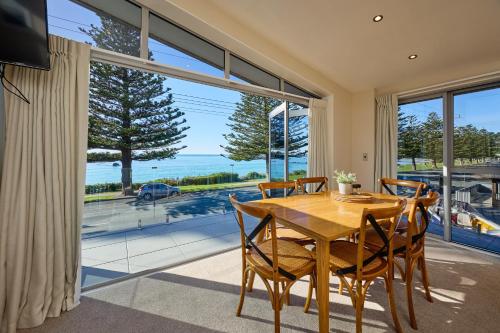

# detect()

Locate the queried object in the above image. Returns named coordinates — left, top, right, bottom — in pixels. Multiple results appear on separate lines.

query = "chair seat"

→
left=328, top=240, right=387, bottom=278
left=276, top=226, right=315, bottom=246
left=247, top=239, right=315, bottom=280
left=364, top=229, right=407, bottom=255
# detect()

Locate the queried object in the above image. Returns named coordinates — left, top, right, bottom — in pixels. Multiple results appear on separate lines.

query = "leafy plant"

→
left=334, top=170, right=357, bottom=184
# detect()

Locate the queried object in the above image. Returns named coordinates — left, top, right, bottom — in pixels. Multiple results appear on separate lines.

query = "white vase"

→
left=338, top=183, right=352, bottom=195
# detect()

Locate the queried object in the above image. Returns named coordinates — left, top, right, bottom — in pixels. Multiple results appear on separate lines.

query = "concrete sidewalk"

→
left=82, top=212, right=257, bottom=288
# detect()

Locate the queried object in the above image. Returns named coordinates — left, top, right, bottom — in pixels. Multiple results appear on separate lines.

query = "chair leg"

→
left=355, top=280, right=363, bottom=333
left=236, top=269, right=248, bottom=316
left=304, top=273, right=315, bottom=313
left=281, top=281, right=290, bottom=305
left=406, top=259, right=418, bottom=329
left=247, top=271, right=255, bottom=292
left=338, top=279, right=344, bottom=295
left=419, top=256, right=433, bottom=303
left=384, top=274, right=403, bottom=333
left=273, top=280, right=281, bottom=333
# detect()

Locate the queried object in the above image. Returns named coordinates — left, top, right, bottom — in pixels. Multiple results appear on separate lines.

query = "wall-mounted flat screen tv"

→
left=0, top=0, right=50, bottom=70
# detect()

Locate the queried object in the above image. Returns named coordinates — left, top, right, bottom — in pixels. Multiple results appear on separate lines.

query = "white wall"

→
left=350, top=90, right=375, bottom=191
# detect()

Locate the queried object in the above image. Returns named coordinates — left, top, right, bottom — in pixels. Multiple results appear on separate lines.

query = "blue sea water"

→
left=85, top=154, right=307, bottom=185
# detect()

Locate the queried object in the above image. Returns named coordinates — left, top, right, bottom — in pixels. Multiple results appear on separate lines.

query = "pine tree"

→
left=398, top=114, right=422, bottom=170
left=222, top=94, right=308, bottom=176
left=422, top=112, right=443, bottom=168
left=82, top=16, right=189, bottom=194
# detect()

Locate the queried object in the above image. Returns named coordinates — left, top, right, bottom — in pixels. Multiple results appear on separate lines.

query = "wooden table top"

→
left=250, top=191, right=406, bottom=241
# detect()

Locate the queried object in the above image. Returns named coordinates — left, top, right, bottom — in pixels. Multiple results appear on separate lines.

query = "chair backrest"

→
left=296, top=176, right=329, bottom=194
left=339, top=199, right=406, bottom=281
left=405, top=191, right=440, bottom=249
left=379, top=178, right=427, bottom=198
left=258, top=181, right=297, bottom=199
left=229, top=194, right=296, bottom=281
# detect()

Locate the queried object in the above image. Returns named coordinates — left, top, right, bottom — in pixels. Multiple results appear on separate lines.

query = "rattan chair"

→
left=364, top=191, right=439, bottom=329
left=257, top=181, right=315, bottom=246
left=258, top=181, right=298, bottom=198
left=306, top=199, right=407, bottom=333
left=379, top=177, right=427, bottom=198
left=229, top=194, right=316, bottom=333
left=296, top=176, right=329, bottom=194
left=379, top=178, right=427, bottom=233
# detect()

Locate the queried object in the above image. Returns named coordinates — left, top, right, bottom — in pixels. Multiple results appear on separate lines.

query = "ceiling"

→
left=198, top=0, right=500, bottom=92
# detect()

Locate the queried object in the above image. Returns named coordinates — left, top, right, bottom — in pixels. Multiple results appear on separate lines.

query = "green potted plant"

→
left=334, top=170, right=357, bottom=195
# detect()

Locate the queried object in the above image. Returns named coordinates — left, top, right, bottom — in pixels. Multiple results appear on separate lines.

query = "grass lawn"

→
left=84, top=179, right=264, bottom=203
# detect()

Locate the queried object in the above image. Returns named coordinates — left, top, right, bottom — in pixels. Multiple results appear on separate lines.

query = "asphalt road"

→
left=82, top=187, right=261, bottom=237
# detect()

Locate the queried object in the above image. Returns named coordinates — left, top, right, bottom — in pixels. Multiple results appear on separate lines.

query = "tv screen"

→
left=0, top=0, right=50, bottom=70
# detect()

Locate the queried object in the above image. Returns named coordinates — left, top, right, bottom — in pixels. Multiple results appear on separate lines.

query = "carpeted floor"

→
left=19, top=237, right=500, bottom=332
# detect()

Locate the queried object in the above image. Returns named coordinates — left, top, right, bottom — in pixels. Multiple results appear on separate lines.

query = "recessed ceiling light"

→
left=373, top=15, right=383, bottom=22
left=408, top=54, right=418, bottom=60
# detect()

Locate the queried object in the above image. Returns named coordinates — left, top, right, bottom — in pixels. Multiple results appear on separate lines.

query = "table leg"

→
left=316, top=239, right=330, bottom=333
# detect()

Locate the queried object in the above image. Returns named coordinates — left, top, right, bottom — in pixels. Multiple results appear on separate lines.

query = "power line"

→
left=172, top=92, right=237, bottom=105
left=48, top=24, right=90, bottom=36
left=48, top=14, right=93, bottom=28
left=173, top=98, right=235, bottom=110
left=176, top=106, right=232, bottom=116
left=149, top=48, right=197, bottom=62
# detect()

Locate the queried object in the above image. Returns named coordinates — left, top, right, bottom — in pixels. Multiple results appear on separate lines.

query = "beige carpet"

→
left=19, top=237, right=500, bottom=332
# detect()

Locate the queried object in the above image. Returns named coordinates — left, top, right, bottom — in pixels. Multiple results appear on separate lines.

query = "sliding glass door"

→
left=398, top=83, right=500, bottom=253
left=450, top=86, right=500, bottom=252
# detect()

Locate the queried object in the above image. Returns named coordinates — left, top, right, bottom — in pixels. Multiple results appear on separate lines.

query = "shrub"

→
left=178, top=172, right=240, bottom=185
left=241, top=171, right=266, bottom=180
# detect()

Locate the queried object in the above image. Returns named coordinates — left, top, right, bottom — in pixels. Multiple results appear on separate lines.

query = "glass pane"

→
left=47, top=0, right=141, bottom=57
left=284, top=81, right=317, bottom=99
left=270, top=106, right=285, bottom=185
left=288, top=102, right=308, bottom=182
left=398, top=97, right=444, bottom=236
left=451, top=87, right=500, bottom=253
left=230, top=55, right=280, bottom=90
left=148, top=13, right=224, bottom=77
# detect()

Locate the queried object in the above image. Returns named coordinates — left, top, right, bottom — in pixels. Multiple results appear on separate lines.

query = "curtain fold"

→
left=0, top=36, right=89, bottom=332
left=374, top=94, right=398, bottom=190
left=307, top=98, right=328, bottom=184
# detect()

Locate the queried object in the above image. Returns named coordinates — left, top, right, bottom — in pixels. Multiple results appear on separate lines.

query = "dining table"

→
left=249, top=190, right=408, bottom=333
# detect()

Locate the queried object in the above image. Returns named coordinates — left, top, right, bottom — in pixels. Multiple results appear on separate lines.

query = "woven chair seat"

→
left=364, top=229, right=407, bottom=255
left=328, top=240, right=387, bottom=278
left=247, top=239, right=315, bottom=279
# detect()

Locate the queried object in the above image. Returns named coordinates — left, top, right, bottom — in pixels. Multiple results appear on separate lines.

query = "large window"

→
left=47, top=0, right=317, bottom=288
left=398, top=84, right=500, bottom=253
left=82, top=61, right=307, bottom=287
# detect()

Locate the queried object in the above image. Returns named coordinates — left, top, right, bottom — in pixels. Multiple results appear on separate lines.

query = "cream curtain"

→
left=0, top=36, right=89, bottom=332
left=374, top=94, right=398, bottom=190
left=307, top=98, right=328, bottom=183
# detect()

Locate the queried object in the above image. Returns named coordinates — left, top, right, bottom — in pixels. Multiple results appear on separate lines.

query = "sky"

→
left=47, top=0, right=247, bottom=154
left=400, top=89, right=500, bottom=133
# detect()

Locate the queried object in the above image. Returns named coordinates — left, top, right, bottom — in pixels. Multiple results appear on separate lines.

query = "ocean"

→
left=85, top=154, right=307, bottom=185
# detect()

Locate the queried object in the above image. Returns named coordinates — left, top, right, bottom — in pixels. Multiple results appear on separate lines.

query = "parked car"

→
left=137, top=183, right=180, bottom=200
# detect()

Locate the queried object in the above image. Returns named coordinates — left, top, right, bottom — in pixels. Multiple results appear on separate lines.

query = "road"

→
left=83, top=187, right=261, bottom=237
